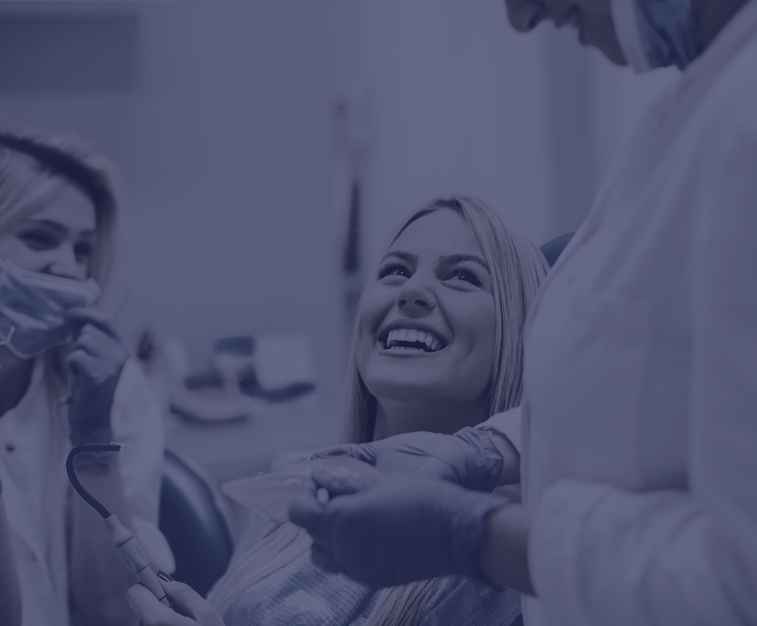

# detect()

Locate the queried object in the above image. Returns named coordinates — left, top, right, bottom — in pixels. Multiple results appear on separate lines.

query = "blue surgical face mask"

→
left=0, top=259, right=101, bottom=359
left=610, top=0, right=702, bottom=73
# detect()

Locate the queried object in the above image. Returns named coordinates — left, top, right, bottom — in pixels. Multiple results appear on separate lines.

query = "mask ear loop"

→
left=0, top=327, right=71, bottom=407
left=0, top=326, right=15, bottom=346
left=0, top=328, right=15, bottom=380
left=0, top=326, right=70, bottom=406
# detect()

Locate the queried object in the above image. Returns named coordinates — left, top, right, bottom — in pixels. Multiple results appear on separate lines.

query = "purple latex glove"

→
left=313, top=427, right=504, bottom=493
left=289, top=466, right=506, bottom=588
left=65, top=308, right=128, bottom=447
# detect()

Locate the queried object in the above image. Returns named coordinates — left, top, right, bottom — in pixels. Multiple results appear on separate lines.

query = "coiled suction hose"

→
left=66, top=442, right=119, bottom=518
left=66, top=443, right=171, bottom=608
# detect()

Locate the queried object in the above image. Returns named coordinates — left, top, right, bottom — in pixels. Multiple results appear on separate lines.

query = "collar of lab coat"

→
left=523, top=0, right=757, bottom=347
left=680, top=0, right=757, bottom=88
left=539, top=0, right=756, bottom=279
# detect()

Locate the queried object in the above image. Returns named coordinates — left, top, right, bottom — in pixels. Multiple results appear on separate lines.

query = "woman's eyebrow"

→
left=19, top=220, right=96, bottom=238
left=381, top=250, right=418, bottom=264
left=19, top=219, right=68, bottom=235
left=438, top=254, right=490, bottom=271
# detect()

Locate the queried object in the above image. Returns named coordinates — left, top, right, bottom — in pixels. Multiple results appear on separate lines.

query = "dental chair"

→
left=540, top=232, right=575, bottom=267
left=159, top=450, right=234, bottom=597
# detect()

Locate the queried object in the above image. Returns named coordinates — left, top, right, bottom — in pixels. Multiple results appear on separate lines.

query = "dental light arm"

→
left=66, top=443, right=171, bottom=608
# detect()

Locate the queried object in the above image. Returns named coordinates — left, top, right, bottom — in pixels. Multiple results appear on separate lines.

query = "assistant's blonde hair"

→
left=0, top=126, right=120, bottom=411
left=342, top=196, right=548, bottom=443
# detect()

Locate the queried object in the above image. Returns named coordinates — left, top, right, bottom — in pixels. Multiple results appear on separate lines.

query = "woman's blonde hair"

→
left=209, top=197, right=547, bottom=624
left=0, top=126, right=120, bottom=409
left=341, top=196, right=548, bottom=443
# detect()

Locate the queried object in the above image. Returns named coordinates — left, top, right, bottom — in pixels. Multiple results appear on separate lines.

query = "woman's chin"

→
left=362, top=361, right=455, bottom=403
left=363, top=337, right=464, bottom=390
left=366, top=376, right=447, bottom=404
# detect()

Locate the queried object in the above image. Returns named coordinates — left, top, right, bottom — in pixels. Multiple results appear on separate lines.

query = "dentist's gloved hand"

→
left=65, top=308, right=128, bottom=447
left=127, top=576, right=225, bottom=626
left=313, top=427, right=505, bottom=492
left=289, top=466, right=507, bottom=587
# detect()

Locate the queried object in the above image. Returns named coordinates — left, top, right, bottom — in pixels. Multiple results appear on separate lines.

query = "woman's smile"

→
left=377, top=321, right=448, bottom=355
left=357, top=209, right=496, bottom=410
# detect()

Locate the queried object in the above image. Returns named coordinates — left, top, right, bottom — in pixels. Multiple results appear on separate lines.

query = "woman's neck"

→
left=693, top=0, right=750, bottom=50
left=0, top=348, right=35, bottom=418
left=372, top=394, right=491, bottom=440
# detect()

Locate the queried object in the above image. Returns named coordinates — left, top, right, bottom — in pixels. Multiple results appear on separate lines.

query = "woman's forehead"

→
left=389, top=210, right=481, bottom=259
left=19, top=179, right=96, bottom=233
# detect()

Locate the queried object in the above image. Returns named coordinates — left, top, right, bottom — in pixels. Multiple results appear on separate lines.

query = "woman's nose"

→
left=396, top=276, right=437, bottom=313
left=505, top=0, right=547, bottom=33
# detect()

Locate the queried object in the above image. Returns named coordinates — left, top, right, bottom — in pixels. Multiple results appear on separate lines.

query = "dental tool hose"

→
left=66, top=443, right=171, bottom=608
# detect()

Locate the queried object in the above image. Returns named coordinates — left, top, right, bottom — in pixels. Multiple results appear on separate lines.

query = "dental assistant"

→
left=0, top=127, right=173, bottom=626
left=290, top=1, right=757, bottom=625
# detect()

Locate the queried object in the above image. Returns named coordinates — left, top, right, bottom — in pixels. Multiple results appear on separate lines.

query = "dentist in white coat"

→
left=281, top=2, right=757, bottom=626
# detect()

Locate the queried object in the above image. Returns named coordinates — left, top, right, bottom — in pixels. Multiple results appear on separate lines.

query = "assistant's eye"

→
left=17, top=229, right=58, bottom=251
left=74, top=241, right=93, bottom=263
left=377, top=262, right=411, bottom=280
left=444, top=268, right=482, bottom=288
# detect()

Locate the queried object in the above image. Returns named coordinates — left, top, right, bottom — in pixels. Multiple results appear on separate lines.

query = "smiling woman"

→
left=128, top=196, right=547, bottom=626
left=349, top=198, right=546, bottom=442
left=358, top=209, right=497, bottom=439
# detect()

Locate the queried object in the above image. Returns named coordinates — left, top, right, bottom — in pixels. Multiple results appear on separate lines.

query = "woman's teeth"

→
left=383, top=328, right=443, bottom=353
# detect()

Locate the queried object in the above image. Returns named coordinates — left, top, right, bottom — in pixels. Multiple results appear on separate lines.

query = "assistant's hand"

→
left=313, top=427, right=506, bottom=492
left=65, top=308, right=129, bottom=446
left=127, top=578, right=225, bottom=626
left=289, top=467, right=507, bottom=588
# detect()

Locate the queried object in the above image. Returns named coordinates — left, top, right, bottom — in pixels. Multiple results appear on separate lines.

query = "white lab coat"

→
left=485, top=3, right=757, bottom=624
left=0, top=358, right=174, bottom=626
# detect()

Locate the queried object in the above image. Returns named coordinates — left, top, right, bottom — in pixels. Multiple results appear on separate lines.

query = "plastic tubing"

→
left=66, top=443, right=121, bottom=519
left=66, top=442, right=171, bottom=608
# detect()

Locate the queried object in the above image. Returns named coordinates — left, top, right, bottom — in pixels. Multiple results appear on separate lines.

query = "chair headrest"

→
left=540, top=232, right=575, bottom=268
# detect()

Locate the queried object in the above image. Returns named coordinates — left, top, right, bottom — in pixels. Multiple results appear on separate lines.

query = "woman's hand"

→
left=127, top=579, right=225, bottom=626
left=313, top=427, right=514, bottom=492
left=65, top=308, right=129, bottom=445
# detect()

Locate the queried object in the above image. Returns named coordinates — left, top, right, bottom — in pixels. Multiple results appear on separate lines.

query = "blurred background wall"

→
left=0, top=1, right=346, bottom=402
left=0, top=0, right=677, bottom=403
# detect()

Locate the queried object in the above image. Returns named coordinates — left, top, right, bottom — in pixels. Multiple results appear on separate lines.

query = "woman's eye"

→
left=18, top=230, right=57, bottom=250
left=74, top=242, right=93, bottom=262
left=445, top=268, right=482, bottom=287
left=377, top=263, right=411, bottom=280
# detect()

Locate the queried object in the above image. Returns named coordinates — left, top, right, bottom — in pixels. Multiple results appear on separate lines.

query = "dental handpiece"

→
left=66, top=443, right=171, bottom=608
